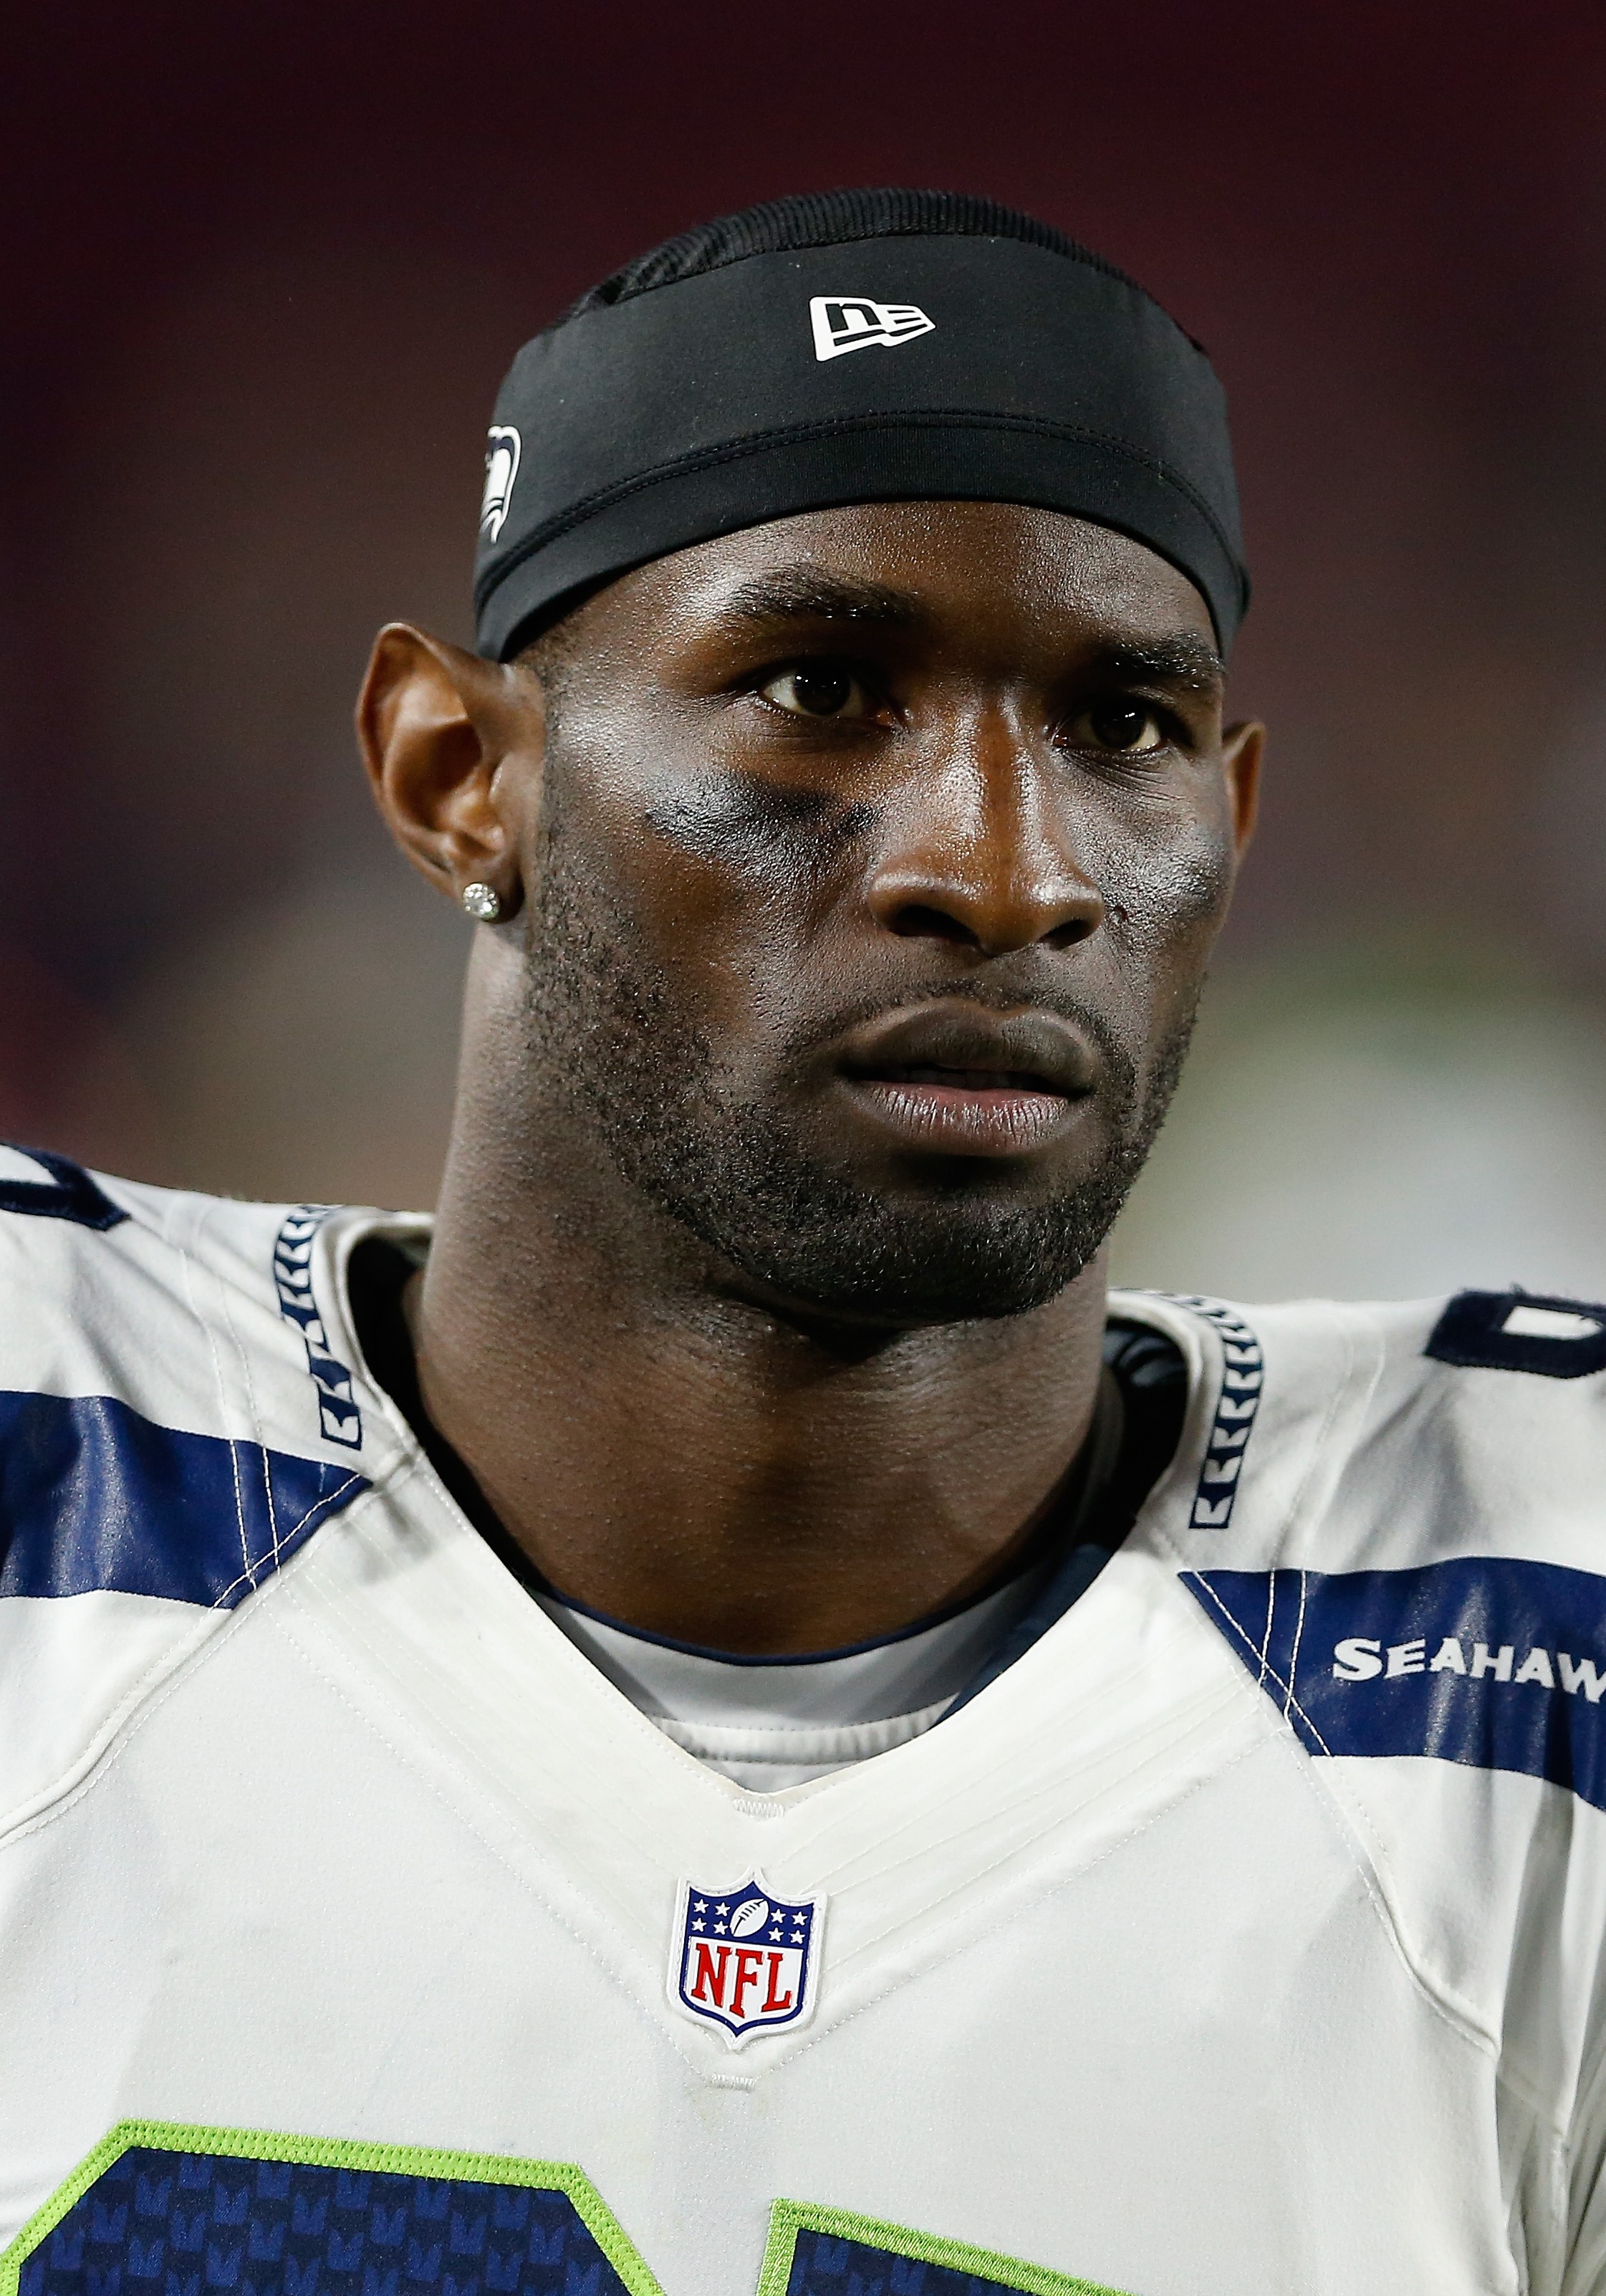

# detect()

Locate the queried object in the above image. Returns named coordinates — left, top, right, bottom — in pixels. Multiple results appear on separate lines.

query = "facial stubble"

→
left=518, top=805, right=1198, bottom=1324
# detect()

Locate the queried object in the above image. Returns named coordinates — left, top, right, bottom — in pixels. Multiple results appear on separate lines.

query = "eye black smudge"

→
left=644, top=774, right=877, bottom=877
left=1074, top=810, right=1236, bottom=948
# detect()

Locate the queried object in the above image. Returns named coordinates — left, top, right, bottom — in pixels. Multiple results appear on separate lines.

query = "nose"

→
left=865, top=720, right=1105, bottom=957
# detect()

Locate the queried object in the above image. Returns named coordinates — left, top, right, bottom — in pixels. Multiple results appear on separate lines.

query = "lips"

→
left=835, top=1002, right=1096, bottom=1158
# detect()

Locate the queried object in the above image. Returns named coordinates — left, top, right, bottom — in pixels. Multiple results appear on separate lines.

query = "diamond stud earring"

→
left=461, top=882, right=502, bottom=923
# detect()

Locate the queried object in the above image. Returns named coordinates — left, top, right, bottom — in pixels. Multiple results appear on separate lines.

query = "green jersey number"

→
left=1, top=2124, right=1127, bottom=2296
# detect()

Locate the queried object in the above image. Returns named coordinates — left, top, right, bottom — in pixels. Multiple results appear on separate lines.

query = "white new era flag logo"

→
left=810, top=295, right=935, bottom=361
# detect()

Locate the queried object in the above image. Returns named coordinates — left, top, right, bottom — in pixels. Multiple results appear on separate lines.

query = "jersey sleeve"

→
left=0, top=1153, right=379, bottom=1828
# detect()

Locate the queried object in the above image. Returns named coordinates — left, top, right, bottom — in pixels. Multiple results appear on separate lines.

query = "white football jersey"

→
left=4, top=1149, right=1606, bottom=2296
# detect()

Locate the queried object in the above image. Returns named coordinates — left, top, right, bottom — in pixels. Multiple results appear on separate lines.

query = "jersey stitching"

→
left=1253, top=1709, right=1572, bottom=2129
left=782, top=1733, right=1274, bottom=2067
left=0, top=1486, right=388, bottom=1850
left=0, top=1605, right=257, bottom=1851
left=2, top=1328, right=1564, bottom=2154
left=176, top=1197, right=367, bottom=1605
left=259, top=1580, right=709, bottom=2082
left=1133, top=1294, right=1264, bottom=1532
left=1271, top=1307, right=1372, bottom=1550
left=208, top=1217, right=282, bottom=1585
left=1146, top=1420, right=1524, bottom=2086
left=261, top=1482, right=1256, bottom=2070
left=1285, top=1570, right=1310, bottom=1721
left=1237, top=1668, right=1492, bottom=2052
left=208, top=1475, right=369, bottom=1608
left=340, top=1456, right=1272, bottom=1929
left=1257, top=1570, right=1276, bottom=1691
left=654, top=1707, right=946, bottom=1753
left=1, top=1561, right=1560, bottom=2184
left=1178, top=1570, right=1337, bottom=1757
left=1182, top=1569, right=1555, bottom=2107
left=176, top=1197, right=255, bottom=1593
left=9, top=1249, right=1567, bottom=2142
left=758, top=2196, right=1120, bottom=2296
left=302, top=1474, right=753, bottom=1831
left=749, top=1572, right=1256, bottom=1867
left=1559, top=2093, right=1600, bottom=2284
left=0, top=1609, right=224, bottom=1848
left=0, top=2127, right=663, bottom=2296
left=355, top=1449, right=759, bottom=1815
left=1177, top=1302, right=1570, bottom=2114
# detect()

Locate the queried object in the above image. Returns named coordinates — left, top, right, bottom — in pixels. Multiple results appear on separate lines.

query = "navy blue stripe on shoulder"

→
left=1188, top=1557, right=1606, bottom=1811
left=0, top=1390, right=370, bottom=1608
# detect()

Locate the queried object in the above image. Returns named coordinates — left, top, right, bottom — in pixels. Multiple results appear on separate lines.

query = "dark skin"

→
left=357, top=501, right=1261, bottom=1653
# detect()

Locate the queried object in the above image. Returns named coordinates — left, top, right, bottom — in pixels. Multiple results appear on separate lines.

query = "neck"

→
left=410, top=943, right=1112, bottom=1656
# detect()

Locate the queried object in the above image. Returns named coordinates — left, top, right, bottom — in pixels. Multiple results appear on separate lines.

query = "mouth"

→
left=835, top=1002, right=1097, bottom=1159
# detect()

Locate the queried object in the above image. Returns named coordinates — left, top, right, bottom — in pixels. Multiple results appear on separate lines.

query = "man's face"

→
left=496, top=500, right=1258, bottom=1325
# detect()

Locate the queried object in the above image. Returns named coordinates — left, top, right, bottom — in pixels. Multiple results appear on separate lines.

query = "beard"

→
left=518, top=804, right=1197, bottom=1326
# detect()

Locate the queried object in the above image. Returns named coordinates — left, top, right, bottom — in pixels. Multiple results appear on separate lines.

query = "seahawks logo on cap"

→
left=809, top=296, right=935, bottom=362
left=479, top=424, right=521, bottom=543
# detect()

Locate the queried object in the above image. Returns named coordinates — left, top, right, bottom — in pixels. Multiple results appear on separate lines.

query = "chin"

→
left=609, top=1077, right=1153, bottom=1327
left=713, top=1193, right=1120, bottom=1328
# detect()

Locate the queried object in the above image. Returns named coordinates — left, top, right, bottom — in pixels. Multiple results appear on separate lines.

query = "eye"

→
left=756, top=666, right=877, bottom=720
left=1069, top=701, right=1168, bottom=754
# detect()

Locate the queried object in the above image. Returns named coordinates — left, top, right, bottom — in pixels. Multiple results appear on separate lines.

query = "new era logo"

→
left=809, top=296, right=935, bottom=362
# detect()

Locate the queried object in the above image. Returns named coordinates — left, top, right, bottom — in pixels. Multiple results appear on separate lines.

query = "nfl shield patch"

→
left=669, top=1872, right=825, bottom=2047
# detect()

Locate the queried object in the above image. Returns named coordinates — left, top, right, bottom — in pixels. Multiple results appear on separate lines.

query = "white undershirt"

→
left=357, top=1237, right=1130, bottom=1788
left=534, top=1550, right=1062, bottom=1790
left=527, top=1369, right=1127, bottom=1790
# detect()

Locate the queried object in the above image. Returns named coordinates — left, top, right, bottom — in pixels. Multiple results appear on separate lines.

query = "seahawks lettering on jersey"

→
left=1191, top=1555, right=1606, bottom=1809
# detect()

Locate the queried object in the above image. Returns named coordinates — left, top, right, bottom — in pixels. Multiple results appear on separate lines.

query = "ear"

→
left=355, top=624, right=542, bottom=916
left=1221, top=718, right=1264, bottom=856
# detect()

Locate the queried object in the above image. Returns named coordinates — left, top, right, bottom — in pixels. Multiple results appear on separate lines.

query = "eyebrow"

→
left=710, top=570, right=1226, bottom=688
left=1091, top=635, right=1226, bottom=692
left=714, top=570, right=925, bottom=630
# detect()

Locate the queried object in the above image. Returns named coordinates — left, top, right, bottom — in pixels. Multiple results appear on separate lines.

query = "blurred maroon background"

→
left=5, top=0, right=1605, bottom=1294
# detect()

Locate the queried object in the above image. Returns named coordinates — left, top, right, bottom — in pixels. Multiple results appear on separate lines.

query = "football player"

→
left=2, top=189, right=1602, bottom=2296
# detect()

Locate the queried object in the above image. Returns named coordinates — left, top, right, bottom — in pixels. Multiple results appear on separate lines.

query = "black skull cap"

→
left=473, top=188, right=1249, bottom=657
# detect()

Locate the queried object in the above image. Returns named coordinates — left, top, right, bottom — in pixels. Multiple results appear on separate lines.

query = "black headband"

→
left=473, top=198, right=1249, bottom=657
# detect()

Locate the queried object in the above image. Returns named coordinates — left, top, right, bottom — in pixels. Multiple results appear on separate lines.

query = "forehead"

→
left=585, top=499, right=1220, bottom=658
